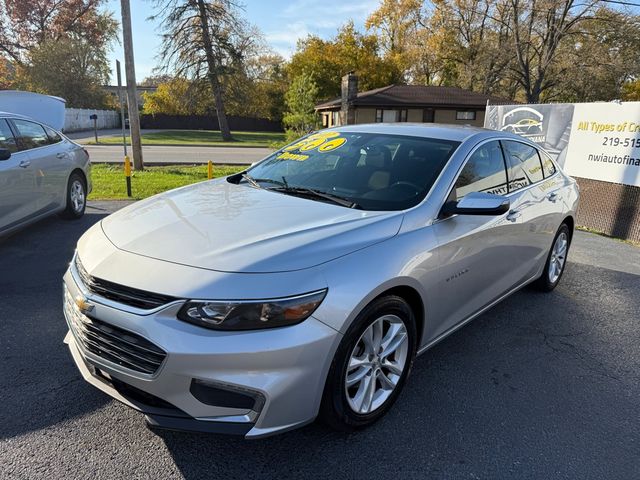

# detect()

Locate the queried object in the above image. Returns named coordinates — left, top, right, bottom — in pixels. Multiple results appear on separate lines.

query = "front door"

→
left=430, top=140, right=523, bottom=340
left=0, top=119, right=38, bottom=232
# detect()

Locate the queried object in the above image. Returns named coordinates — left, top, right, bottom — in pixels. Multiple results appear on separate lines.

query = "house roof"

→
left=315, top=85, right=513, bottom=110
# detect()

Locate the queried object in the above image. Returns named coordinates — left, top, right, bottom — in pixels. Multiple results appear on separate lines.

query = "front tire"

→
left=534, top=223, right=571, bottom=292
left=60, top=172, right=86, bottom=219
left=319, top=295, right=417, bottom=432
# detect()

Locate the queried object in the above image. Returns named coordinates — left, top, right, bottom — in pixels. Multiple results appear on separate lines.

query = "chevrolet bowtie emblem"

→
left=75, top=295, right=95, bottom=314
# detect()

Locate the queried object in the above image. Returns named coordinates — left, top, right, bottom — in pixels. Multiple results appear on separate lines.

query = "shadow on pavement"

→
left=0, top=209, right=111, bottom=440
left=156, top=262, right=640, bottom=479
left=1, top=209, right=638, bottom=478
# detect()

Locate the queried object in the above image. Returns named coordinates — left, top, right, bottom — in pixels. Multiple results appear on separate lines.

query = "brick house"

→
left=316, top=73, right=512, bottom=128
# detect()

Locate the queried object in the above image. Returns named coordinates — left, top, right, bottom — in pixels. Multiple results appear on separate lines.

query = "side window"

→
left=540, top=151, right=557, bottom=178
left=12, top=119, right=51, bottom=150
left=502, top=140, right=544, bottom=192
left=0, top=119, right=18, bottom=153
left=454, top=140, right=508, bottom=200
left=43, top=125, right=62, bottom=144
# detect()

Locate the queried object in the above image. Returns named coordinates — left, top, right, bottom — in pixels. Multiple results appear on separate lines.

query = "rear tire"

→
left=533, top=223, right=571, bottom=292
left=319, top=295, right=417, bottom=432
left=60, top=172, right=86, bottom=219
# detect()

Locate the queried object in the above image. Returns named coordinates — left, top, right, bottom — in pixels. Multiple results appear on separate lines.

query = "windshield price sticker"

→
left=282, top=131, right=348, bottom=156
left=318, top=137, right=347, bottom=152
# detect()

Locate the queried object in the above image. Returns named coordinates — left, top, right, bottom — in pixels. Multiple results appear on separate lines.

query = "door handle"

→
left=18, top=160, right=31, bottom=168
left=506, top=209, right=521, bottom=222
left=56, top=152, right=67, bottom=159
left=547, top=192, right=558, bottom=202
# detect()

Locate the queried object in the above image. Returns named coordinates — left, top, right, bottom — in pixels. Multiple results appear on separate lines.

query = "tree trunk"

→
left=195, top=0, right=232, bottom=141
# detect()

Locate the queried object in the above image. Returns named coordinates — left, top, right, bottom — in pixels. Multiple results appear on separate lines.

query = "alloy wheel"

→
left=70, top=180, right=86, bottom=213
left=548, top=231, right=568, bottom=283
left=345, top=314, right=409, bottom=414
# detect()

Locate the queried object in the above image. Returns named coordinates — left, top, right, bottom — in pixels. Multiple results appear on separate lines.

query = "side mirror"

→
left=442, top=191, right=510, bottom=216
left=0, top=148, right=11, bottom=161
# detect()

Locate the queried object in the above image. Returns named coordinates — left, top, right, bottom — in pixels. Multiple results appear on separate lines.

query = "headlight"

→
left=177, top=289, right=327, bottom=331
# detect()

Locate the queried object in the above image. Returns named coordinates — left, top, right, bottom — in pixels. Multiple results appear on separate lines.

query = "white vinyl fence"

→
left=64, top=108, right=120, bottom=132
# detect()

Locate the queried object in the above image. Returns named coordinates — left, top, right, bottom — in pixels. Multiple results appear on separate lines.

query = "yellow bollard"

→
left=207, top=160, right=213, bottom=180
left=124, top=155, right=132, bottom=197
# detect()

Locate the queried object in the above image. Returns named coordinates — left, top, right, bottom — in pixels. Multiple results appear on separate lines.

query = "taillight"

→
left=83, top=147, right=90, bottom=160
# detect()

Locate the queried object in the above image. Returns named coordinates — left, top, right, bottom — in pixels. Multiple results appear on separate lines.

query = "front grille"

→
left=66, top=291, right=167, bottom=375
left=74, top=255, right=177, bottom=310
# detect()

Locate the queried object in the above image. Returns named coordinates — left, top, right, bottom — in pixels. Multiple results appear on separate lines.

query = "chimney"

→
left=340, top=72, right=358, bottom=125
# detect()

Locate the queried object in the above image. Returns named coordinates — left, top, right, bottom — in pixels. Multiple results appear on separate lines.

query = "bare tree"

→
left=151, top=0, right=250, bottom=141
left=503, top=0, right=600, bottom=103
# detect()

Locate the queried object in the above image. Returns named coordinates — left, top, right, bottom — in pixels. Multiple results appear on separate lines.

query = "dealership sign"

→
left=485, top=101, right=640, bottom=187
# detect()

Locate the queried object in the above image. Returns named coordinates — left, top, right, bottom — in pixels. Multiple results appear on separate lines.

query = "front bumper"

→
left=63, top=265, right=342, bottom=438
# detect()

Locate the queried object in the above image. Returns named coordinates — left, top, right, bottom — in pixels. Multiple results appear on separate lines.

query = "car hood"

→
left=100, top=179, right=404, bottom=273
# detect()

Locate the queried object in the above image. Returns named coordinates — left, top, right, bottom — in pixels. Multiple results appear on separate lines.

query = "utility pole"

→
left=120, top=0, right=143, bottom=170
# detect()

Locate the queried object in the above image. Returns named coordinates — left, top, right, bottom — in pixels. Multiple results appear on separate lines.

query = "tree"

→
left=395, top=0, right=640, bottom=102
left=287, top=22, right=401, bottom=101
left=222, top=52, right=288, bottom=120
left=20, top=36, right=114, bottom=108
left=502, top=0, right=602, bottom=103
left=365, top=0, right=423, bottom=79
left=0, top=0, right=115, bottom=64
left=622, top=80, right=640, bottom=102
left=283, top=72, right=319, bottom=139
left=550, top=7, right=640, bottom=102
left=139, top=74, right=174, bottom=87
left=0, top=57, right=14, bottom=88
left=142, top=78, right=214, bottom=115
left=0, top=0, right=117, bottom=106
left=152, top=0, right=254, bottom=141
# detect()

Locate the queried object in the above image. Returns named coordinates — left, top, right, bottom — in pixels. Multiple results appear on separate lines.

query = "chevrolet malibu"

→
left=63, top=124, right=579, bottom=438
left=0, top=112, right=91, bottom=235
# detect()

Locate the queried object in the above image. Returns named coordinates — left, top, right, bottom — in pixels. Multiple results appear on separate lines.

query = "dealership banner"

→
left=485, top=101, right=640, bottom=187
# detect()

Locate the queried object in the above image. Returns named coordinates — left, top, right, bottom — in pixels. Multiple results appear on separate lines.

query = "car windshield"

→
left=243, top=131, right=460, bottom=211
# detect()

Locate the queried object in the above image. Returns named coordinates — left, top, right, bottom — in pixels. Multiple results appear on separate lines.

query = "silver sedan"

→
left=63, top=124, right=579, bottom=437
left=0, top=112, right=91, bottom=235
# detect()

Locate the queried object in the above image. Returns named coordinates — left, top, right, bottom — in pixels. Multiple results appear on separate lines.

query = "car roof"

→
left=326, top=122, right=532, bottom=144
left=0, top=111, right=35, bottom=121
left=327, top=123, right=496, bottom=142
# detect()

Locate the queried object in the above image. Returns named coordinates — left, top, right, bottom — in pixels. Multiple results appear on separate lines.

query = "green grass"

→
left=88, top=164, right=245, bottom=200
left=89, top=130, right=285, bottom=147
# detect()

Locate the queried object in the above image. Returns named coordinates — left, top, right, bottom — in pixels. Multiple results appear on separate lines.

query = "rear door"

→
left=11, top=118, right=69, bottom=213
left=501, top=140, right=551, bottom=276
left=0, top=119, right=38, bottom=232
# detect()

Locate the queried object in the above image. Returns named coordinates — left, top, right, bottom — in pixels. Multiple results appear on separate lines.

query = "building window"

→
left=376, top=109, right=407, bottom=123
left=332, top=111, right=340, bottom=126
left=456, top=111, right=476, bottom=121
left=422, top=109, right=435, bottom=123
left=322, top=113, right=329, bottom=127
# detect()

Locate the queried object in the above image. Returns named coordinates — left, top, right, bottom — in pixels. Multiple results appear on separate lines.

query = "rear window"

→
left=246, top=131, right=460, bottom=211
left=501, top=140, right=544, bottom=192
left=540, top=151, right=557, bottom=178
left=44, top=125, right=62, bottom=144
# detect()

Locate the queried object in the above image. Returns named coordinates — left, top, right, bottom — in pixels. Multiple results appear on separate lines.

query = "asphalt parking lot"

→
left=1, top=202, right=639, bottom=479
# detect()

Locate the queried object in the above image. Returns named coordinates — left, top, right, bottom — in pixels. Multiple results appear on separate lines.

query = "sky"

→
left=104, top=0, right=380, bottom=84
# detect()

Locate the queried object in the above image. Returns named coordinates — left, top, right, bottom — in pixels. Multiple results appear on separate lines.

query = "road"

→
left=84, top=144, right=270, bottom=166
left=1, top=202, right=639, bottom=479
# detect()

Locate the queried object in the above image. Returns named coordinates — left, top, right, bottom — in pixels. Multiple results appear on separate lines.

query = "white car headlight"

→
left=177, top=290, right=327, bottom=330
